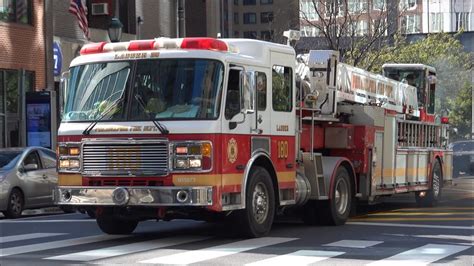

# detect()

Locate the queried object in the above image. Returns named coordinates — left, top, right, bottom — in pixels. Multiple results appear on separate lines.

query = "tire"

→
left=96, top=215, right=138, bottom=235
left=415, top=159, right=443, bottom=207
left=60, top=206, right=77, bottom=213
left=3, top=188, right=24, bottom=219
left=235, top=166, right=275, bottom=238
left=86, top=208, right=96, bottom=218
left=303, top=167, right=352, bottom=226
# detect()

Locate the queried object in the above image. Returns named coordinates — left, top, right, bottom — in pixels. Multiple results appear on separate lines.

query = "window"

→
left=243, top=13, right=256, bottom=24
left=261, top=30, right=273, bottom=41
left=272, top=66, right=292, bottom=112
left=348, top=0, right=367, bottom=13
left=400, top=0, right=416, bottom=10
left=300, top=0, right=318, bottom=21
left=373, top=0, right=385, bottom=10
left=225, top=69, right=242, bottom=120
left=260, top=12, right=273, bottom=23
left=0, top=0, right=32, bottom=24
left=430, top=12, right=443, bottom=32
left=39, top=149, right=56, bottom=169
left=234, top=0, right=238, bottom=5
left=256, top=72, right=266, bottom=111
left=260, top=0, right=273, bottom=4
left=23, top=151, right=40, bottom=168
left=371, top=18, right=387, bottom=35
left=401, top=15, right=420, bottom=34
left=234, top=30, right=240, bottom=37
left=243, top=0, right=256, bottom=5
left=243, top=31, right=257, bottom=38
left=455, top=12, right=469, bottom=31
left=301, top=25, right=320, bottom=37
left=325, top=0, right=343, bottom=17
left=234, top=12, right=239, bottom=24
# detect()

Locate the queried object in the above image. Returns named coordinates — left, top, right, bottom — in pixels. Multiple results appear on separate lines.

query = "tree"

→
left=299, top=0, right=406, bottom=66
left=363, top=32, right=473, bottom=139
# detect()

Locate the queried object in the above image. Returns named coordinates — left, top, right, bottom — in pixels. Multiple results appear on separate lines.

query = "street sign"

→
left=53, top=42, right=62, bottom=76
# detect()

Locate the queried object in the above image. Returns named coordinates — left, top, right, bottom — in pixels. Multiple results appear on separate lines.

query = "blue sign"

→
left=53, top=42, right=62, bottom=76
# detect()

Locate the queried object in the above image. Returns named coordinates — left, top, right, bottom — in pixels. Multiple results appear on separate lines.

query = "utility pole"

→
left=178, top=0, right=186, bottom=38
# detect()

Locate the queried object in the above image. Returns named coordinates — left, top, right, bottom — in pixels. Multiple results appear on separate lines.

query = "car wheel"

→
left=235, top=166, right=275, bottom=238
left=96, top=215, right=138, bottom=235
left=3, top=189, right=24, bottom=219
left=415, top=159, right=443, bottom=207
left=86, top=208, right=96, bottom=218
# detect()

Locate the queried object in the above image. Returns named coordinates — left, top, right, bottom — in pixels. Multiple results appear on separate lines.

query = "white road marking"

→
left=0, top=234, right=125, bottom=257
left=348, top=222, right=474, bottom=230
left=44, top=235, right=210, bottom=261
left=139, top=237, right=297, bottom=265
left=0, top=233, right=67, bottom=244
left=245, top=250, right=345, bottom=266
left=367, top=244, right=470, bottom=266
left=323, top=240, right=383, bottom=248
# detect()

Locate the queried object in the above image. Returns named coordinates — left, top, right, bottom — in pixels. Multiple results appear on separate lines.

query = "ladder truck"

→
left=54, top=38, right=452, bottom=237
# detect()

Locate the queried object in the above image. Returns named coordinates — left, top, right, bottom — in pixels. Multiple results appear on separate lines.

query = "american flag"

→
left=69, top=0, right=89, bottom=40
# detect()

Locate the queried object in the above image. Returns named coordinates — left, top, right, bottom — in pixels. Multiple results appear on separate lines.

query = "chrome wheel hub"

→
left=252, top=182, right=269, bottom=224
left=10, top=193, right=22, bottom=214
left=335, top=178, right=349, bottom=215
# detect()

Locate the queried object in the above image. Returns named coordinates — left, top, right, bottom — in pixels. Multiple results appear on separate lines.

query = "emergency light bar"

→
left=80, top=37, right=230, bottom=55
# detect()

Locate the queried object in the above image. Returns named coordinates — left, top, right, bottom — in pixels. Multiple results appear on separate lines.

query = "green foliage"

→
left=361, top=33, right=472, bottom=140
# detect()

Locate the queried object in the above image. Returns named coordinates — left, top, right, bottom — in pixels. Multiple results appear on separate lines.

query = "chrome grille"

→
left=82, top=140, right=169, bottom=176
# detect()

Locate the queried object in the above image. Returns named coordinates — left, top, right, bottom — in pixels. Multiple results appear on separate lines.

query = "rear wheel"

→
left=3, top=189, right=24, bottom=219
left=303, top=167, right=352, bottom=225
left=97, top=215, right=138, bottom=235
left=415, top=160, right=442, bottom=207
left=235, top=166, right=275, bottom=238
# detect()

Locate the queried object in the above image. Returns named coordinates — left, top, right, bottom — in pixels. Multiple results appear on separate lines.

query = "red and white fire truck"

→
left=54, top=37, right=452, bottom=237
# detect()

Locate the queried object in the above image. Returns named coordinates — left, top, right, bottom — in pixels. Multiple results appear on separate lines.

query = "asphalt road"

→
left=0, top=177, right=472, bottom=265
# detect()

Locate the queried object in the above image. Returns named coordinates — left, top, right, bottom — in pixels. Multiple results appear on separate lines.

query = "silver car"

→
left=0, top=147, right=58, bottom=218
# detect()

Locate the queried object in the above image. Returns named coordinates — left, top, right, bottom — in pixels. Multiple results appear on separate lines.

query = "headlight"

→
left=171, top=141, right=212, bottom=172
left=58, top=143, right=81, bottom=172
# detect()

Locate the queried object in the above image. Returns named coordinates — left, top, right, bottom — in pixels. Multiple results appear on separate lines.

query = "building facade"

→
left=0, top=0, right=46, bottom=147
left=422, top=0, right=473, bottom=33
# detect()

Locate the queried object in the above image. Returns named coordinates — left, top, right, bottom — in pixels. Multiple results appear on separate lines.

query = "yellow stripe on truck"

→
left=58, top=174, right=82, bottom=186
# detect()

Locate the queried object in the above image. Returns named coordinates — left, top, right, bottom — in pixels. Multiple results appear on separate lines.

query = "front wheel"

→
left=97, top=215, right=138, bottom=235
left=415, top=160, right=443, bottom=207
left=236, top=166, right=275, bottom=238
left=3, top=189, right=24, bottom=219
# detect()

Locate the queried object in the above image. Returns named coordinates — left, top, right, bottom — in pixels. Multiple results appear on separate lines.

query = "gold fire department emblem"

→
left=227, top=138, right=238, bottom=164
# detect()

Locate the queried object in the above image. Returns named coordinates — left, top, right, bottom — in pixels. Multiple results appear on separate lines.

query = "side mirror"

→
left=229, top=112, right=246, bottom=130
left=427, top=75, right=437, bottom=84
left=60, top=71, right=70, bottom=120
left=23, top=163, right=38, bottom=171
left=241, top=71, right=255, bottom=114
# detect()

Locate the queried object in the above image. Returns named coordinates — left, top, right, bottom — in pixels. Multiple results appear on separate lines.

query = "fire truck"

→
left=54, top=37, right=452, bottom=237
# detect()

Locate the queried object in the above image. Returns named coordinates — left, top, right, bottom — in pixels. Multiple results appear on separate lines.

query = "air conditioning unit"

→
left=91, top=3, right=109, bottom=15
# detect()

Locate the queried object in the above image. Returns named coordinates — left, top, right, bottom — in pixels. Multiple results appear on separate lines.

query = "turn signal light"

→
left=441, top=117, right=449, bottom=124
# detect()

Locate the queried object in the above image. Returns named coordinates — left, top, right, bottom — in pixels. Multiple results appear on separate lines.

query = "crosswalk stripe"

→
left=323, top=240, right=383, bottom=248
left=0, top=233, right=67, bottom=244
left=367, top=244, right=470, bottom=266
left=139, top=237, right=297, bottom=265
left=44, top=235, right=210, bottom=261
left=0, top=234, right=125, bottom=257
left=245, top=250, right=345, bottom=266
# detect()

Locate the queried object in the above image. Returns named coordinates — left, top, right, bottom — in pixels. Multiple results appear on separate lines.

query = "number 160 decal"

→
left=277, top=140, right=289, bottom=159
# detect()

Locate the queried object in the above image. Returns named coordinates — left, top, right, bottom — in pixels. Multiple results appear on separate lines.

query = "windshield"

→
left=0, top=151, right=22, bottom=169
left=384, top=69, right=425, bottom=89
left=63, top=59, right=224, bottom=122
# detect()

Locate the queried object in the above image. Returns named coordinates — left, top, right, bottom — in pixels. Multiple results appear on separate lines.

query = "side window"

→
left=256, top=72, right=266, bottom=111
left=272, top=66, right=292, bottom=112
left=23, top=151, right=41, bottom=169
left=39, top=150, right=57, bottom=169
left=225, top=69, right=242, bottom=120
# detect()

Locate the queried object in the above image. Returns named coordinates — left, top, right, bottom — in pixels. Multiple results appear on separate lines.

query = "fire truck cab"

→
left=55, top=38, right=452, bottom=237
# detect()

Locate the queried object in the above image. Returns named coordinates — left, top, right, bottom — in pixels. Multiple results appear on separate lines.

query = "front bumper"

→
left=54, top=186, right=213, bottom=206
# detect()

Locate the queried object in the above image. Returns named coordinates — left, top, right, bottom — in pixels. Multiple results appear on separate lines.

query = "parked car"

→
left=0, top=147, right=58, bottom=218
left=449, top=140, right=474, bottom=177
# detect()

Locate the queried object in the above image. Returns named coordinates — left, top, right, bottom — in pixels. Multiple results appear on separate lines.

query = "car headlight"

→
left=57, top=143, right=81, bottom=172
left=171, top=141, right=212, bottom=172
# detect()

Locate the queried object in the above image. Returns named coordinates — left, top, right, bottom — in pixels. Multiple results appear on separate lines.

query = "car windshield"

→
left=0, top=151, right=22, bottom=169
left=452, top=142, right=474, bottom=152
left=63, top=59, right=224, bottom=122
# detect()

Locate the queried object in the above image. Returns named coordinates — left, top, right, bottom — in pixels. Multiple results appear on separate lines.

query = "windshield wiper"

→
left=134, top=94, right=169, bottom=135
left=82, top=97, right=125, bottom=135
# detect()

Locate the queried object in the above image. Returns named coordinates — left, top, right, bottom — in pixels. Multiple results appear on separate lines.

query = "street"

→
left=1, top=178, right=472, bottom=265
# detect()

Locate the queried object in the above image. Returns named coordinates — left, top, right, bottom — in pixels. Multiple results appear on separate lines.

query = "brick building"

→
left=0, top=0, right=46, bottom=147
